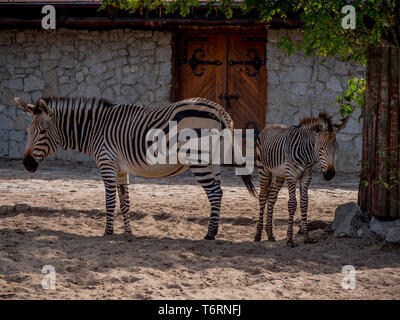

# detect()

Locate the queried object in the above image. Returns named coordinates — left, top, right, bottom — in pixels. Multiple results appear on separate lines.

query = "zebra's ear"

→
left=310, top=123, right=323, bottom=133
left=37, top=99, right=51, bottom=115
left=333, top=115, right=351, bottom=132
left=15, top=97, right=35, bottom=115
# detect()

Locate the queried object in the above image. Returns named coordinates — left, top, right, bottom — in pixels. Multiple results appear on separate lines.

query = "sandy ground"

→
left=0, top=159, right=399, bottom=300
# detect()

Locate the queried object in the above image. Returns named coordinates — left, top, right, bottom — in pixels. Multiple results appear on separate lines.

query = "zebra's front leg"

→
left=286, top=178, right=297, bottom=247
left=100, top=165, right=118, bottom=236
left=190, top=165, right=223, bottom=240
left=299, top=170, right=316, bottom=244
left=117, top=173, right=132, bottom=234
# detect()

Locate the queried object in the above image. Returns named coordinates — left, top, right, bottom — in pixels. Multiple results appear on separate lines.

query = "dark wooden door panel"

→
left=177, top=34, right=226, bottom=103
left=227, top=35, right=266, bottom=133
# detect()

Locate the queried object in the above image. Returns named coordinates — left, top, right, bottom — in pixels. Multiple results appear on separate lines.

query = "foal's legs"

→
left=254, top=167, right=272, bottom=242
left=265, top=176, right=285, bottom=241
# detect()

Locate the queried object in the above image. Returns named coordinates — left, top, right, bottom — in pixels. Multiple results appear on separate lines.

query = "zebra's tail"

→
left=240, top=174, right=258, bottom=198
left=217, top=106, right=258, bottom=198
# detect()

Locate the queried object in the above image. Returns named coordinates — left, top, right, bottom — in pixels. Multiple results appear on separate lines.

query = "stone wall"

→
left=0, top=28, right=364, bottom=172
left=266, top=29, right=365, bottom=173
left=0, top=28, right=172, bottom=162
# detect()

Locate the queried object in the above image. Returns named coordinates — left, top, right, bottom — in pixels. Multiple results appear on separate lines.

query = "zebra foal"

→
left=254, top=112, right=350, bottom=247
left=15, top=96, right=256, bottom=240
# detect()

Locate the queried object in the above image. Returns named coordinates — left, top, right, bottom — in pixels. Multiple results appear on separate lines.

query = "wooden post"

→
left=358, top=47, right=400, bottom=218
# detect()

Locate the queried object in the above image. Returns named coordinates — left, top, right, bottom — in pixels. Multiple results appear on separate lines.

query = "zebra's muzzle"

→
left=23, top=155, right=38, bottom=173
left=323, top=168, right=335, bottom=181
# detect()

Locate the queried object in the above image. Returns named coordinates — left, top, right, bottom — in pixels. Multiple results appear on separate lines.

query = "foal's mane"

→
left=298, top=112, right=333, bottom=132
left=37, top=96, right=114, bottom=109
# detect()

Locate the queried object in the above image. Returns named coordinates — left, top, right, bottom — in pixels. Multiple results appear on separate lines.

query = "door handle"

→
left=218, top=93, right=239, bottom=109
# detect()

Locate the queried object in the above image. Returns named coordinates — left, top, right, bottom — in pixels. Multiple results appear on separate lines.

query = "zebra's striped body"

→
left=254, top=113, right=350, bottom=247
left=15, top=96, right=255, bottom=240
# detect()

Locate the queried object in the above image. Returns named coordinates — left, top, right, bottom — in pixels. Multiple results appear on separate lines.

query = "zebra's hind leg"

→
left=254, top=168, right=272, bottom=242
left=265, top=176, right=285, bottom=242
left=190, top=165, right=223, bottom=240
left=117, top=173, right=132, bottom=234
left=286, top=177, right=298, bottom=247
left=100, top=163, right=118, bottom=236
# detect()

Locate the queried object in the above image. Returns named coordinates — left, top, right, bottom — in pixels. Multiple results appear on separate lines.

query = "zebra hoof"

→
left=103, top=230, right=113, bottom=236
left=204, top=234, right=215, bottom=240
left=124, top=229, right=132, bottom=234
left=122, top=233, right=134, bottom=241
left=254, top=235, right=261, bottom=242
left=286, top=241, right=295, bottom=248
left=267, top=237, right=276, bottom=242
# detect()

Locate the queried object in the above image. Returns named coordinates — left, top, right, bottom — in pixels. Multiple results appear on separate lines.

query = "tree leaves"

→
left=335, top=77, right=366, bottom=118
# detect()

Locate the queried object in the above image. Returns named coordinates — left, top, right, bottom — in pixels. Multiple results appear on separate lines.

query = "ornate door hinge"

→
left=228, top=49, right=265, bottom=77
left=178, top=37, right=222, bottom=77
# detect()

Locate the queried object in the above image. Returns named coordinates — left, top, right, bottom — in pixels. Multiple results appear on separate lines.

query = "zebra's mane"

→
left=298, top=112, right=333, bottom=132
left=37, top=96, right=114, bottom=109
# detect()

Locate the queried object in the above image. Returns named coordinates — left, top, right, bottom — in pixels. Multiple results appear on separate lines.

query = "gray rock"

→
left=334, top=60, right=350, bottom=75
left=4, top=78, right=23, bottom=90
left=86, top=86, right=101, bottom=97
left=8, top=140, right=24, bottom=159
left=49, top=48, right=61, bottom=60
left=44, top=69, right=59, bottom=96
left=291, top=83, right=308, bottom=96
left=292, top=67, right=312, bottom=82
left=40, top=60, right=58, bottom=72
left=0, top=129, right=9, bottom=140
left=370, top=217, right=388, bottom=237
left=0, top=115, right=14, bottom=130
left=90, top=63, right=107, bottom=76
left=385, top=227, right=400, bottom=244
left=9, top=130, right=24, bottom=142
left=159, top=62, right=171, bottom=76
left=331, top=202, right=370, bottom=238
left=142, top=41, right=155, bottom=51
left=326, top=75, right=342, bottom=92
left=24, top=76, right=45, bottom=92
left=278, top=71, right=292, bottom=83
left=155, top=47, right=170, bottom=62
left=317, top=65, right=330, bottom=82
left=60, top=56, right=74, bottom=69
left=369, top=216, right=400, bottom=238
left=13, top=115, right=31, bottom=130
left=267, top=71, right=279, bottom=85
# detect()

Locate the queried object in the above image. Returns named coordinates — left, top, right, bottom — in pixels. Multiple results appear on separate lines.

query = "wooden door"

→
left=176, top=31, right=266, bottom=137
left=227, top=35, right=266, bottom=135
left=177, top=34, right=226, bottom=102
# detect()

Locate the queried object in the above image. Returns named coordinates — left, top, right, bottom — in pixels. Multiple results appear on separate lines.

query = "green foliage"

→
left=276, top=0, right=400, bottom=66
left=335, top=77, right=366, bottom=117
left=101, top=1, right=400, bottom=65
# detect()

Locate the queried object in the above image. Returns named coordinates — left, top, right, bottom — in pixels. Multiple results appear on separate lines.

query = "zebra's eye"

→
left=39, top=129, right=46, bottom=135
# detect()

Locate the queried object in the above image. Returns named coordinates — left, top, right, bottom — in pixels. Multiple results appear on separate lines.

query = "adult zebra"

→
left=254, top=112, right=350, bottom=247
left=15, top=96, right=256, bottom=240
